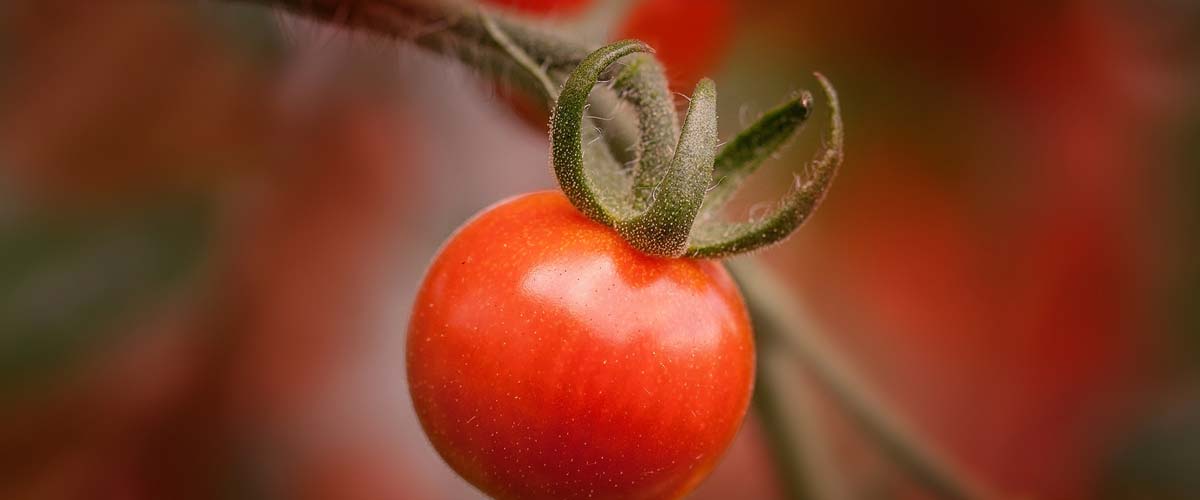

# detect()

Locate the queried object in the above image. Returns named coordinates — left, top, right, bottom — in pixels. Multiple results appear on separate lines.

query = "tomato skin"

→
left=407, top=191, right=755, bottom=500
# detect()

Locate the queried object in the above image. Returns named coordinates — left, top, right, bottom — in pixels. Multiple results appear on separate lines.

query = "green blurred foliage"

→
left=1104, top=396, right=1200, bottom=500
left=0, top=194, right=216, bottom=400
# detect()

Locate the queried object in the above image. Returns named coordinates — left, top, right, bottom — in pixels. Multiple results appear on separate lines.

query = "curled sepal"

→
left=700, top=90, right=813, bottom=220
left=615, top=78, right=718, bottom=257
left=550, top=39, right=650, bottom=225
left=611, top=54, right=681, bottom=209
left=685, top=73, right=843, bottom=258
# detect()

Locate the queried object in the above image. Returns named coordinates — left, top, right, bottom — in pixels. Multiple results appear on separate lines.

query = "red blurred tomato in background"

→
left=767, top=3, right=1173, bottom=497
left=785, top=149, right=1153, bottom=498
left=0, top=0, right=270, bottom=206
left=614, top=0, right=732, bottom=92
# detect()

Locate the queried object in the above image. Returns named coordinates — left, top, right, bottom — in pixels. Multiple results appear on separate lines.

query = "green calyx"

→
left=549, top=40, right=717, bottom=256
left=549, top=40, right=844, bottom=259
left=549, top=39, right=840, bottom=256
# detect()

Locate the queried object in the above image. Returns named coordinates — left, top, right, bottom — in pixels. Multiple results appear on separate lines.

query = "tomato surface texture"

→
left=407, top=191, right=755, bottom=500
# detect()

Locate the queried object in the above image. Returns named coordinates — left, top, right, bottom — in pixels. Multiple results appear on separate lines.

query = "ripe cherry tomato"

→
left=407, top=191, right=755, bottom=500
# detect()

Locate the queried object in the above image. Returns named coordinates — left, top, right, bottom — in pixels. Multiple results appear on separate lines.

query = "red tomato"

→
left=407, top=191, right=755, bottom=500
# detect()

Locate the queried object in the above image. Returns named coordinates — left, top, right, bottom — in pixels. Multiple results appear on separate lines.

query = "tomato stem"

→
left=252, top=0, right=841, bottom=259
left=240, top=0, right=589, bottom=105
left=480, top=11, right=560, bottom=102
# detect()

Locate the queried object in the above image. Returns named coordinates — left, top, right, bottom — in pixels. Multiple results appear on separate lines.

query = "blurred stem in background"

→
left=1105, top=97, right=1200, bottom=496
left=1174, top=113, right=1200, bottom=366
left=227, top=0, right=1001, bottom=498
left=754, top=326, right=847, bottom=500
left=731, top=260, right=996, bottom=500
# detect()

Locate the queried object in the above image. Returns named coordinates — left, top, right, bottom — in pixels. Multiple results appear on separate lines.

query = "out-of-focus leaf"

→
left=192, top=0, right=286, bottom=64
left=0, top=193, right=216, bottom=399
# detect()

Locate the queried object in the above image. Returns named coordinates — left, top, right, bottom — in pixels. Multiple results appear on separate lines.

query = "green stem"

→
left=480, top=8, right=559, bottom=102
left=730, top=258, right=1000, bottom=500
left=243, top=0, right=589, bottom=104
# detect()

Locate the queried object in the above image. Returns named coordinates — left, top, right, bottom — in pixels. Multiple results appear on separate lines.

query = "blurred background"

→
left=1, top=0, right=1198, bottom=498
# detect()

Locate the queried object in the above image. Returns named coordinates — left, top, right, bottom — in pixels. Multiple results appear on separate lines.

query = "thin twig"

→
left=479, top=8, right=559, bottom=101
